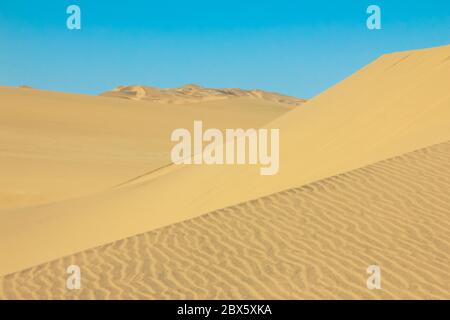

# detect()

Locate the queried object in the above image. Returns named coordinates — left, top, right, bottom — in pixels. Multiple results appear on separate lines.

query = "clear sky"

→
left=0, top=0, right=449, bottom=98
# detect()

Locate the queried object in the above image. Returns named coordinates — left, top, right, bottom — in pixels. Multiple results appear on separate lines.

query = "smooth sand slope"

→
left=0, top=86, right=293, bottom=210
left=1, top=140, right=449, bottom=299
left=1, top=45, right=449, bottom=278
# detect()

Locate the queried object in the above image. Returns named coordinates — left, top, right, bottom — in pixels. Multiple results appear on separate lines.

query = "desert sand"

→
left=101, top=84, right=307, bottom=106
left=0, top=87, right=294, bottom=210
left=1, top=140, right=449, bottom=299
left=0, top=44, right=449, bottom=299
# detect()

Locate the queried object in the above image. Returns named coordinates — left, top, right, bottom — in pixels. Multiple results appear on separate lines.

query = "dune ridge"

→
left=1, top=140, right=449, bottom=299
left=100, top=84, right=307, bottom=106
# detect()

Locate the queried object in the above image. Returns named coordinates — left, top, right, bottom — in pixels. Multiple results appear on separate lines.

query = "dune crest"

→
left=100, top=84, right=307, bottom=106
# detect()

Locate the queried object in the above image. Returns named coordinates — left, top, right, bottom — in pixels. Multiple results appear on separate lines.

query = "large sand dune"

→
left=0, top=87, right=293, bottom=210
left=1, top=45, right=449, bottom=279
left=1, top=140, right=449, bottom=299
left=0, top=44, right=449, bottom=299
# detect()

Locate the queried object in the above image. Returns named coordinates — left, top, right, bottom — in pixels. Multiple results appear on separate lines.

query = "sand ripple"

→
left=1, top=141, right=450, bottom=299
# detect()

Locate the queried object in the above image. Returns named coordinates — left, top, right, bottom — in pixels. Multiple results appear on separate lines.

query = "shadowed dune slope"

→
left=1, top=140, right=449, bottom=299
left=0, top=87, right=292, bottom=210
left=0, top=45, right=449, bottom=277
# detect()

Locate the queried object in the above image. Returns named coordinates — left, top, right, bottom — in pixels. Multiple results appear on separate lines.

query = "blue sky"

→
left=0, top=0, right=449, bottom=98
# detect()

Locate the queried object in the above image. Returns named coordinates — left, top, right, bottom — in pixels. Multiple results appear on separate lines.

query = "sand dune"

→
left=1, top=140, right=449, bottom=299
left=101, top=84, right=307, bottom=106
left=0, top=87, right=292, bottom=210
left=0, top=44, right=449, bottom=293
left=1, top=45, right=449, bottom=278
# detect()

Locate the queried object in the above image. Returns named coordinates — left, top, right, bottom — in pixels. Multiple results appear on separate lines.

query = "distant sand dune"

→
left=2, top=141, right=449, bottom=299
left=0, top=87, right=292, bottom=210
left=100, top=84, right=307, bottom=106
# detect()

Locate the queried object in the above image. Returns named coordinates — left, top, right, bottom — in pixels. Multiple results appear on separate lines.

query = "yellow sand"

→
left=0, top=88, right=292, bottom=210
left=1, top=141, right=449, bottom=299
left=0, top=44, right=450, bottom=285
left=101, top=83, right=306, bottom=106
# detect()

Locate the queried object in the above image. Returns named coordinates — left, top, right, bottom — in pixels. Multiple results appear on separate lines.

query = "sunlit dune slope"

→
left=1, top=140, right=449, bottom=299
left=0, top=87, right=292, bottom=210
left=1, top=44, right=449, bottom=277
